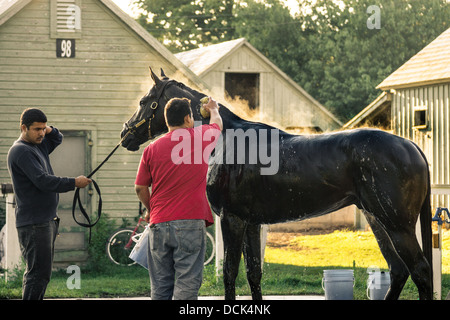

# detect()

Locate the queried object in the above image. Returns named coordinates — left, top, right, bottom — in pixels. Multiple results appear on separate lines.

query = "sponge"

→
left=199, top=96, right=210, bottom=118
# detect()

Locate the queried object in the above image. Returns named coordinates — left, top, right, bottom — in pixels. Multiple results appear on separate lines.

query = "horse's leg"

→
left=356, top=158, right=432, bottom=299
left=364, top=213, right=410, bottom=299
left=383, top=225, right=432, bottom=300
left=361, top=197, right=432, bottom=299
left=220, top=212, right=246, bottom=300
left=243, top=224, right=263, bottom=300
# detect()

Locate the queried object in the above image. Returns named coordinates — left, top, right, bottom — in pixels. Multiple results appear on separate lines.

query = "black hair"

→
left=164, top=98, right=192, bottom=127
left=20, top=108, right=47, bottom=128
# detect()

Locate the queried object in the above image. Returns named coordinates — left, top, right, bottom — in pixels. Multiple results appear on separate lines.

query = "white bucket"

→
left=367, top=271, right=390, bottom=300
left=322, top=269, right=354, bottom=300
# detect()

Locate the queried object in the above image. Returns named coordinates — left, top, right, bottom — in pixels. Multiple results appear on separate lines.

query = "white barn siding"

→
left=392, top=83, right=450, bottom=209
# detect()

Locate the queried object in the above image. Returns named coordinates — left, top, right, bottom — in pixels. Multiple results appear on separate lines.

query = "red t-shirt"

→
left=135, top=123, right=221, bottom=226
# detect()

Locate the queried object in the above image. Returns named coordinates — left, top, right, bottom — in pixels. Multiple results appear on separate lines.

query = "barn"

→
left=0, top=0, right=206, bottom=267
left=175, top=38, right=343, bottom=133
left=345, top=27, right=450, bottom=211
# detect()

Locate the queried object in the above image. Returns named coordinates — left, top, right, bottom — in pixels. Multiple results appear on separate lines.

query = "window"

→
left=413, top=105, right=428, bottom=130
left=50, top=0, right=82, bottom=39
left=225, top=73, right=260, bottom=110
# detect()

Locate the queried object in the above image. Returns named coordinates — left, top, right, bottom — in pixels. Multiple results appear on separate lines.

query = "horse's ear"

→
left=160, top=68, right=167, bottom=78
left=149, top=67, right=161, bottom=86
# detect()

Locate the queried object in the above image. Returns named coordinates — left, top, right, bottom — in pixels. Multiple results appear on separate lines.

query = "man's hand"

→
left=45, top=126, right=53, bottom=135
left=203, top=97, right=223, bottom=131
left=203, top=97, right=219, bottom=112
left=144, top=209, right=150, bottom=223
left=75, top=176, right=92, bottom=188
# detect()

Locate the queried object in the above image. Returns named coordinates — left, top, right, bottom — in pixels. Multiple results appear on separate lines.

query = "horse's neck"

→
left=186, top=88, right=275, bottom=132
left=218, top=104, right=245, bottom=130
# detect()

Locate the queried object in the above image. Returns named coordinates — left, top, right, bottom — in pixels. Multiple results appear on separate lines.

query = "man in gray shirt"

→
left=7, top=108, right=91, bottom=300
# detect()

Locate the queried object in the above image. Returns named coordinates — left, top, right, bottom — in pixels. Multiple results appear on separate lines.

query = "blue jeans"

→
left=147, top=219, right=206, bottom=300
left=16, top=218, right=59, bottom=300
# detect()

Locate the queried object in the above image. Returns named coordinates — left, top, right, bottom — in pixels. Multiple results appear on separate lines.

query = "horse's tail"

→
left=416, top=144, right=433, bottom=292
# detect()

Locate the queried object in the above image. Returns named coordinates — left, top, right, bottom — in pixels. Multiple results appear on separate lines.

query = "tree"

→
left=232, top=0, right=303, bottom=81
left=135, top=0, right=238, bottom=52
left=135, top=0, right=450, bottom=121
left=287, top=0, right=450, bottom=120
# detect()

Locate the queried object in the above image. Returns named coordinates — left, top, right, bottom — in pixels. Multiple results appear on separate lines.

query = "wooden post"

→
left=1, top=184, right=22, bottom=281
left=432, top=231, right=442, bottom=300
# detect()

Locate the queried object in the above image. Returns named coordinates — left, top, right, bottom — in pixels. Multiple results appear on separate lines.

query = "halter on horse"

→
left=121, top=68, right=433, bottom=300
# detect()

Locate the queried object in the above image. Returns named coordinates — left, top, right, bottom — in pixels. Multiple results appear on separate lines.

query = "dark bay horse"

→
left=121, top=69, right=433, bottom=300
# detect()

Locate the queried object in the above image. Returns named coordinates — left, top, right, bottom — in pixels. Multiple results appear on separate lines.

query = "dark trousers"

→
left=16, top=218, right=59, bottom=300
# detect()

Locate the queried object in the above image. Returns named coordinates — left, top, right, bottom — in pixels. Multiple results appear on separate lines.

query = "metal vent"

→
left=56, top=0, right=80, bottom=33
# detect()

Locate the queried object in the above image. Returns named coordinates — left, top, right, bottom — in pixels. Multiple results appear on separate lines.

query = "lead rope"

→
left=71, top=128, right=136, bottom=243
left=74, top=80, right=170, bottom=243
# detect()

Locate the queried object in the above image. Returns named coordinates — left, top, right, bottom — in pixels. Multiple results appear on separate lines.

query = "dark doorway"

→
left=225, top=73, right=260, bottom=110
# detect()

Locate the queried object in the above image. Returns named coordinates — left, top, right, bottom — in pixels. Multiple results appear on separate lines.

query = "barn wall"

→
left=392, top=83, right=450, bottom=209
left=0, top=0, right=181, bottom=264
left=202, top=45, right=339, bottom=132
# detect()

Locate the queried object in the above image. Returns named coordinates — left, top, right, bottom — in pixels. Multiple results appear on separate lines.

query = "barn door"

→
left=49, top=130, right=92, bottom=266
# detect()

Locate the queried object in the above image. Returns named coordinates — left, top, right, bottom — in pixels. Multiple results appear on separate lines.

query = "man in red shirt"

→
left=135, top=97, right=222, bottom=300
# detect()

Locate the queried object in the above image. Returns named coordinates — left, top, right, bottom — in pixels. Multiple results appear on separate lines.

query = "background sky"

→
left=112, top=0, right=140, bottom=17
left=111, top=0, right=300, bottom=18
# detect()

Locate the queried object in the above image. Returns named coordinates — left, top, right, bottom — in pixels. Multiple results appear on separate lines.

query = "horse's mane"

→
left=173, top=79, right=289, bottom=135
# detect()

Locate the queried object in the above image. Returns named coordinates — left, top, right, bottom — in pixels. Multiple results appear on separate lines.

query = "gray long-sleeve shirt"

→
left=7, top=127, right=75, bottom=227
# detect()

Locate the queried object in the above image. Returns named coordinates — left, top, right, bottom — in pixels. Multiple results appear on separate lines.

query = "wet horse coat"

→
left=121, top=69, right=433, bottom=300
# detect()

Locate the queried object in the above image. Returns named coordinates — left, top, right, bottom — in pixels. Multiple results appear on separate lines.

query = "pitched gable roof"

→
left=175, top=38, right=246, bottom=76
left=377, top=27, right=450, bottom=90
left=176, top=38, right=343, bottom=127
left=0, top=0, right=31, bottom=25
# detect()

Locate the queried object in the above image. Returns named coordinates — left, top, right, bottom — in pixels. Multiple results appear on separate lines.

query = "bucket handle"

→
left=366, top=278, right=374, bottom=299
left=322, top=277, right=355, bottom=290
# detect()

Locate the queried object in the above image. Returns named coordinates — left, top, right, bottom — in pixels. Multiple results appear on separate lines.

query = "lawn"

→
left=1, top=228, right=449, bottom=299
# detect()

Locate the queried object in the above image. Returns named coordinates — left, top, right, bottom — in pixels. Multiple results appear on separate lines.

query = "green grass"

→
left=1, top=229, right=449, bottom=299
left=265, top=230, right=389, bottom=269
left=263, top=228, right=450, bottom=299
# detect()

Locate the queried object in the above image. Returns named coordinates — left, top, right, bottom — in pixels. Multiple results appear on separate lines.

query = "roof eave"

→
left=0, top=0, right=32, bottom=26
left=343, top=92, right=390, bottom=129
left=377, top=77, right=450, bottom=91
left=197, top=38, right=246, bottom=77
left=99, top=0, right=210, bottom=90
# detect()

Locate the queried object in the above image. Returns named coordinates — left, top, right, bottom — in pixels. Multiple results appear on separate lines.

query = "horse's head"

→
left=121, top=68, right=208, bottom=151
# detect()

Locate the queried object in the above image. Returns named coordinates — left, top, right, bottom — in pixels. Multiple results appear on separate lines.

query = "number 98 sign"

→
left=56, top=39, right=75, bottom=58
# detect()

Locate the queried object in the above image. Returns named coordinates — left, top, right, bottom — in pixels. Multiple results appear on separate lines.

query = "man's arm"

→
left=42, top=125, right=63, bottom=154
left=15, top=150, right=76, bottom=193
left=204, top=97, right=223, bottom=131
left=135, top=185, right=151, bottom=221
left=43, top=126, right=91, bottom=188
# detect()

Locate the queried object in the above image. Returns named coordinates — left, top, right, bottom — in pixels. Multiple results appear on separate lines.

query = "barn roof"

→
left=342, top=91, right=391, bottom=129
left=175, top=38, right=247, bottom=76
left=176, top=38, right=343, bottom=127
left=0, top=0, right=207, bottom=89
left=377, top=27, right=450, bottom=90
